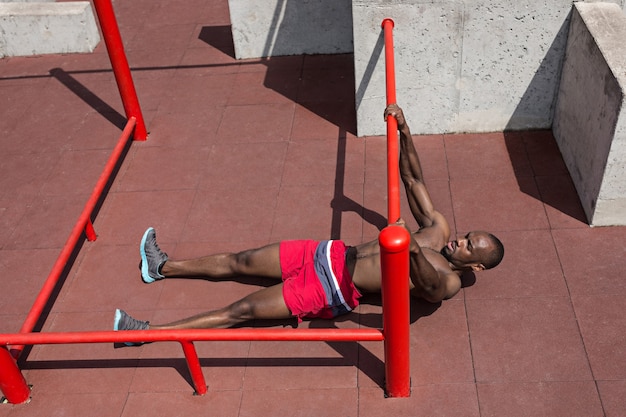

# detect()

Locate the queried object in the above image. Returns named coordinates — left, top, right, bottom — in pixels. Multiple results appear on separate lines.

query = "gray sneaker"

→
left=113, top=309, right=149, bottom=346
left=139, top=227, right=168, bottom=283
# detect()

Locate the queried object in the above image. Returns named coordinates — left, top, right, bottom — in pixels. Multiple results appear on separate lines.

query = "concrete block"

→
left=352, top=0, right=577, bottom=136
left=0, top=2, right=100, bottom=58
left=228, top=0, right=352, bottom=59
left=553, top=2, right=626, bottom=226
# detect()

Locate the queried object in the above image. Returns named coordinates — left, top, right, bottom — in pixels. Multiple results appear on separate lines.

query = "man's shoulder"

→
left=413, top=223, right=449, bottom=250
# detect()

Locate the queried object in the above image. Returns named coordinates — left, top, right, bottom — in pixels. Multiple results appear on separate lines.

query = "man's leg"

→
left=162, top=243, right=283, bottom=280
left=115, top=283, right=292, bottom=332
left=140, top=227, right=283, bottom=282
left=150, top=284, right=290, bottom=329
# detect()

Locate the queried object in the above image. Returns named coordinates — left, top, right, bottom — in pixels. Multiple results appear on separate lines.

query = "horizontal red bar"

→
left=11, top=118, right=138, bottom=360
left=2, top=328, right=384, bottom=346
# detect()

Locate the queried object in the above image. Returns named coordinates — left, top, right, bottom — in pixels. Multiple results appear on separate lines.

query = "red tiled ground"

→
left=1, top=0, right=626, bottom=416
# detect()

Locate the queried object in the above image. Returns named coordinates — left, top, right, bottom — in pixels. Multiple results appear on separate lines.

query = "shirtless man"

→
left=114, top=104, right=504, bottom=333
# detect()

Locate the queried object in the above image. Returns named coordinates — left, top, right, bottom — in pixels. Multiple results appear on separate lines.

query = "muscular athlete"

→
left=114, top=104, right=504, bottom=333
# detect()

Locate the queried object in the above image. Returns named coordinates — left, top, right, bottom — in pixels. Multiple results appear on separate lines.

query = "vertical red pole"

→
left=382, top=18, right=400, bottom=223
left=380, top=17, right=411, bottom=398
left=379, top=225, right=411, bottom=397
left=180, top=341, right=207, bottom=396
left=91, top=0, right=148, bottom=141
left=0, top=346, right=30, bottom=404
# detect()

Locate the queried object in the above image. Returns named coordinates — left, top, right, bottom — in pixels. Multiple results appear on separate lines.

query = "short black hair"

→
left=483, top=233, right=504, bottom=269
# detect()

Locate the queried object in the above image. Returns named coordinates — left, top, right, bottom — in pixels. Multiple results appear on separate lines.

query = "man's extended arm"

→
left=385, top=104, right=436, bottom=227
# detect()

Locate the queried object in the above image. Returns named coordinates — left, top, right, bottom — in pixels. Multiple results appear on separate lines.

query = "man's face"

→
left=441, top=231, right=494, bottom=269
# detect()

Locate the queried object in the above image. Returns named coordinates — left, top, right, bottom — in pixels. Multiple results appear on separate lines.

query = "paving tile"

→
left=64, top=110, right=130, bottom=151
left=191, top=24, right=238, bottom=57
left=571, top=295, right=626, bottom=380
left=240, top=388, right=358, bottom=417
left=3, top=194, right=87, bottom=250
left=92, top=189, right=197, bottom=246
left=39, top=149, right=112, bottom=196
left=216, top=103, right=295, bottom=143
left=228, top=69, right=301, bottom=106
left=121, top=391, right=242, bottom=417
left=522, top=129, right=570, bottom=176
left=178, top=45, right=240, bottom=76
left=297, top=67, right=355, bottom=103
left=116, top=145, right=209, bottom=192
left=182, top=187, right=278, bottom=243
left=145, top=107, right=224, bottom=148
left=0, top=197, right=31, bottom=249
left=243, top=343, right=359, bottom=391
left=54, top=243, right=163, bottom=313
left=467, top=297, right=592, bottom=382
left=5, top=392, right=128, bottom=417
left=450, top=176, right=550, bottom=233
left=281, top=136, right=365, bottom=187
left=272, top=184, right=364, bottom=242
left=477, top=381, right=604, bottom=417
left=446, top=132, right=532, bottom=181
left=597, top=380, right=626, bottom=417
left=535, top=174, right=589, bottom=228
left=408, top=300, right=475, bottom=384
left=160, top=73, right=236, bottom=111
left=358, top=385, right=480, bottom=417
left=303, top=53, right=355, bottom=71
left=463, top=230, right=570, bottom=299
left=552, top=227, right=626, bottom=296
left=198, top=141, right=288, bottom=192
left=0, top=248, right=70, bottom=315
left=0, top=152, right=59, bottom=197
left=291, top=100, right=357, bottom=139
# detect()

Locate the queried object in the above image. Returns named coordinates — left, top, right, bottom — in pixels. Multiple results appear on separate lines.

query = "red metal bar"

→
left=12, top=118, right=137, bottom=358
left=0, top=346, right=30, bottom=404
left=382, top=18, right=400, bottom=224
left=0, top=328, right=382, bottom=402
left=1, top=328, right=383, bottom=345
left=91, top=0, right=147, bottom=141
left=180, top=341, right=208, bottom=395
left=379, top=225, right=411, bottom=397
left=380, top=17, right=411, bottom=398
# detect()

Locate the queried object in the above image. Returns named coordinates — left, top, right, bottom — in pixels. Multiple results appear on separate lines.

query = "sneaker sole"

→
left=113, top=309, right=142, bottom=346
left=113, top=309, right=122, bottom=331
left=140, top=227, right=156, bottom=283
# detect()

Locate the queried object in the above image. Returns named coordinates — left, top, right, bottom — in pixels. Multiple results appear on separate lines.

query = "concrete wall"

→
left=228, top=0, right=353, bottom=59
left=0, top=1, right=100, bottom=57
left=553, top=2, right=626, bottom=226
left=227, top=0, right=624, bottom=136
left=352, top=0, right=625, bottom=136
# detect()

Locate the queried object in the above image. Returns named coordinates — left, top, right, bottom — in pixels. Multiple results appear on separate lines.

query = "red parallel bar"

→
left=380, top=17, right=411, bottom=398
left=91, top=0, right=147, bottom=141
left=379, top=225, right=411, bottom=397
left=1, top=328, right=383, bottom=345
left=12, top=118, right=137, bottom=358
left=0, top=328, right=382, bottom=401
left=180, top=341, right=207, bottom=395
left=0, top=346, right=30, bottom=404
left=382, top=18, right=400, bottom=224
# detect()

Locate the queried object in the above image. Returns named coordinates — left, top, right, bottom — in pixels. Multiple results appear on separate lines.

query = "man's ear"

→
left=471, top=263, right=486, bottom=272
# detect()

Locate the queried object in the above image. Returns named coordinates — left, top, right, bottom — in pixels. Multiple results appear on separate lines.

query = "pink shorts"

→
left=279, top=240, right=361, bottom=322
